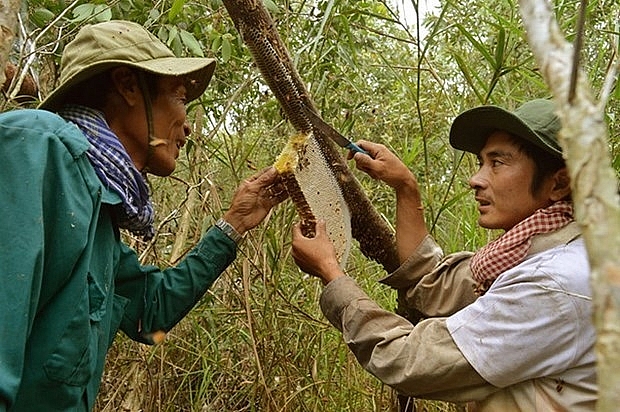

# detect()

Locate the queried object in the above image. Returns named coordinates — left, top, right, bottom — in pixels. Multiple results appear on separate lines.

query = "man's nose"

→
left=469, top=169, right=486, bottom=190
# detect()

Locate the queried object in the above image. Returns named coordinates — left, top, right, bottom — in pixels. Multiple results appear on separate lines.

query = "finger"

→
left=246, top=166, right=271, bottom=183
left=271, top=188, right=289, bottom=204
left=253, top=166, right=277, bottom=186
left=266, top=181, right=288, bottom=200
left=292, top=222, right=302, bottom=240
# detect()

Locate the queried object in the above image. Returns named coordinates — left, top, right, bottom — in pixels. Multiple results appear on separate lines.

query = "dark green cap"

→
left=40, top=20, right=216, bottom=111
left=449, top=99, right=563, bottom=159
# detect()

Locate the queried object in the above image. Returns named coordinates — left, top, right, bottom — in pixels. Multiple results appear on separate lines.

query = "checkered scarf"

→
left=470, top=200, right=573, bottom=295
left=60, top=105, right=155, bottom=240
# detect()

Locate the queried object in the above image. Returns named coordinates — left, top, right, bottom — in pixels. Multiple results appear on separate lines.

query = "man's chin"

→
left=478, top=218, right=501, bottom=230
left=146, top=162, right=175, bottom=177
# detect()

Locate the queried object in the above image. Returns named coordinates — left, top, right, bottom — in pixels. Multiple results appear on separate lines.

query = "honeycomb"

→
left=274, top=133, right=352, bottom=268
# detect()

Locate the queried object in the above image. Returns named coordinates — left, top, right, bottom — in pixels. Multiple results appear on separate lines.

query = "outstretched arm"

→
left=118, top=167, right=288, bottom=342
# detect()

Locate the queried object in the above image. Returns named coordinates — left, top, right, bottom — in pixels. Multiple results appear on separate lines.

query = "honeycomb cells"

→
left=274, top=133, right=352, bottom=267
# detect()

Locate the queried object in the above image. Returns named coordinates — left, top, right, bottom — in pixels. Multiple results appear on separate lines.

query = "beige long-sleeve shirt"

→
left=320, top=223, right=596, bottom=411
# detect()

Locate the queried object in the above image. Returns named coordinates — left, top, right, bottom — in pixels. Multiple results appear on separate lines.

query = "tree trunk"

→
left=519, top=1, right=620, bottom=410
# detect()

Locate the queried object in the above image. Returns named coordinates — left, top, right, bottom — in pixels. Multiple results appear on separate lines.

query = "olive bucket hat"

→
left=449, top=99, right=563, bottom=159
left=39, top=20, right=216, bottom=111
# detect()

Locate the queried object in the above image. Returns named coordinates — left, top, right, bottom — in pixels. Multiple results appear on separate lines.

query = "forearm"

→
left=117, top=226, right=236, bottom=342
left=394, top=178, right=428, bottom=263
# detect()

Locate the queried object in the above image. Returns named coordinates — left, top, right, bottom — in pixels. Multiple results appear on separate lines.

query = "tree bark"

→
left=519, top=1, right=620, bottom=409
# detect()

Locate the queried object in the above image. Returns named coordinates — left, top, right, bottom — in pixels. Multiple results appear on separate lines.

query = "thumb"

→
left=255, top=166, right=277, bottom=184
left=314, top=219, right=328, bottom=238
left=353, top=151, right=374, bottom=172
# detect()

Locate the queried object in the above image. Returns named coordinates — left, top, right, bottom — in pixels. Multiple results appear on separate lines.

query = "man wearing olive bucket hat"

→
left=0, top=20, right=286, bottom=410
left=291, top=99, right=596, bottom=411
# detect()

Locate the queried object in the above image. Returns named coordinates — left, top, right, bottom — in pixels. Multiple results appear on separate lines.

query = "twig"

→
left=598, top=16, right=620, bottom=107
left=569, top=0, right=588, bottom=103
left=138, top=208, right=180, bottom=263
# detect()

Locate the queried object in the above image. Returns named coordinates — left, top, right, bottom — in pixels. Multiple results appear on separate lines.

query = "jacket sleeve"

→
left=114, top=227, right=237, bottom=343
left=380, top=234, right=478, bottom=320
left=320, top=276, right=500, bottom=402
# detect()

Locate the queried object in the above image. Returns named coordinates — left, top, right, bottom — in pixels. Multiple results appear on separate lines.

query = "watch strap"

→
left=215, top=218, right=243, bottom=245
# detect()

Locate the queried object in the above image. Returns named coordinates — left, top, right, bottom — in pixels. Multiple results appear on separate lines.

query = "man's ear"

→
left=550, top=167, right=572, bottom=201
left=110, top=67, right=140, bottom=106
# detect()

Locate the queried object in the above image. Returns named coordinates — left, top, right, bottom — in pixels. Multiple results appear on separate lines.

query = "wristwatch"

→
left=215, top=218, right=243, bottom=245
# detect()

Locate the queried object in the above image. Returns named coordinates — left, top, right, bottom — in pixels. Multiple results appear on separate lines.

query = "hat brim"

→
left=449, top=105, right=562, bottom=157
left=39, top=57, right=216, bottom=111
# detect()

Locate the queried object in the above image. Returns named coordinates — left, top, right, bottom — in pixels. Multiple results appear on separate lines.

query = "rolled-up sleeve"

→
left=380, top=235, right=477, bottom=318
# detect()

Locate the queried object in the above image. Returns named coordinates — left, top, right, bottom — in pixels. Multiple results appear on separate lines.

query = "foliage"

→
left=7, top=0, right=620, bottom=410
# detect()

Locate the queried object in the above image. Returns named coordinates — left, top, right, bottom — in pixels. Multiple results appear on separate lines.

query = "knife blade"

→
left=301, top=105, right=370, bottom=157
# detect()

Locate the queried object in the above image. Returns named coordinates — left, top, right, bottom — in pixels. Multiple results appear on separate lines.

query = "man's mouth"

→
left=475, top=197, right=491, bottom=209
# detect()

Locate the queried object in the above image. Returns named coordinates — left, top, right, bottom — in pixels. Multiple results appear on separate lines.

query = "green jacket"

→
left=0, top=109, right=236, bottom=411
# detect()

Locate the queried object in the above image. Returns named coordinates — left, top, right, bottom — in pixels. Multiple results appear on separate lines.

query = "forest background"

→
left=4, top=0, right=620, bottom=410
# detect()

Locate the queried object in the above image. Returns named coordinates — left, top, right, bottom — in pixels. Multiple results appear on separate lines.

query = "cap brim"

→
left=449, top=105, right=549, bottom=155
left=39, top=57, right=216, bottom=111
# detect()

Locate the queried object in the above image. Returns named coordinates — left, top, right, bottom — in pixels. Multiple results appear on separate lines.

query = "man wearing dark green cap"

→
left=291, top=99, right=596, bottom=411
left=0, top=20, right=286, bottom=410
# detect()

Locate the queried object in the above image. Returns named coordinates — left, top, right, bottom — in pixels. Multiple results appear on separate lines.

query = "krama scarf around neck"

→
left=59, top=104, right=155, bottom=240
left=470, top=200, right=574, bottom=295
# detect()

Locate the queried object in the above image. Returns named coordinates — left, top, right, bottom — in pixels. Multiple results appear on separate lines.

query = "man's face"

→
left=145, top=76, right=191, bottom=176
left=469, top=131, right=554, bottom=231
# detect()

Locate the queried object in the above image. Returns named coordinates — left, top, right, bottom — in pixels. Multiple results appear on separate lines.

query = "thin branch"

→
left=598, top=15, right=620, bottom=107
left=599, top=49, right=619, bottom=109
left=569, top=0, right=588, bottom=103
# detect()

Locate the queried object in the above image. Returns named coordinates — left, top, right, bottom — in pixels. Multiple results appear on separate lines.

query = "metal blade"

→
left=301, top=105, right=354, bottom=149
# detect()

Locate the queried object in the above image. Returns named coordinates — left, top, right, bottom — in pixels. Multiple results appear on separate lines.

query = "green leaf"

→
left=72, top=3, right=96, bottom=22
left=31, top=8, right=55, bottom=28
left=493, top=26, right=506, bottom=70
left=211, top=36, right=221, bottom=53
left=180, top=30, right=205, bottom=57
left=170, top=34, right=183, bottom=56
left=148, top=9, right=160, bottom=21
left=93, top=4, right=112, bottom=22
left=157, top=25, right=168, bottom=44
left=455, top=23, right=495, bottom=67
left=263, top=0, right=279, bottom=14
left=221, top=36, right=232, bottom=62
left=167, top=25, right=179, bottom=47
left=169, top=0, right=186, bottom=21
left=452, top=51, right=484, bottom=103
